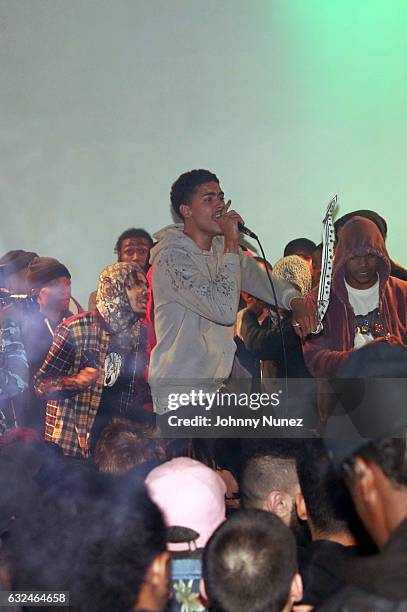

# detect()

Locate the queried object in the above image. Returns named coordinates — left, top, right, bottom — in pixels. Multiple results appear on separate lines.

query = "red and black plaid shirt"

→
left=34, top=311, right=150, bottom=457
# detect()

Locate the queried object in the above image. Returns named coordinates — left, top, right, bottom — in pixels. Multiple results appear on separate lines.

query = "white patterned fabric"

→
left=314, top=195, right=337, bottom=334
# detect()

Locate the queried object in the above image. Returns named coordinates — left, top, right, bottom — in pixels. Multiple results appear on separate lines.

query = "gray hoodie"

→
left=149, top=224, right=300, bottom=413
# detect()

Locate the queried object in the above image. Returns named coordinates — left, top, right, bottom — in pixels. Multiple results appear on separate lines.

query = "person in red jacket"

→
left=303, top=216, right=407, bottom=378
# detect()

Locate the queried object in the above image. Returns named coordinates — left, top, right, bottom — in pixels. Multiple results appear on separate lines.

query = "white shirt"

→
left=345, top=276, right=380, bottom=349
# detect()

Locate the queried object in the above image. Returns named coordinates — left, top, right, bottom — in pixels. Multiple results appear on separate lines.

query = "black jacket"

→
left=316, top=585, right=407, bottom=611
left=338, top=517, right=407, bottom=602
left=298, top=540, right=361, bottom=607
left=240, top=309, right=311, bottom=379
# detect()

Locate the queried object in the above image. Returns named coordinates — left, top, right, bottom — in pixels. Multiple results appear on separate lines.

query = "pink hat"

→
left=146, top=457, right=226, bottom=551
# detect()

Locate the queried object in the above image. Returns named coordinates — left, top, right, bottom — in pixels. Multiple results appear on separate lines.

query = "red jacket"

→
left=303, top=217, right=407, bottom=377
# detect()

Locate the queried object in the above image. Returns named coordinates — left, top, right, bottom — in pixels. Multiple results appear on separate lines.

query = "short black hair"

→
left=114, top=228, right=153, bottom=254
left=240, top=443, right=299, bottom=510
left=284, top=238, right=316, bottom=258
left=12, top=469, right=166, bottom=612
left=334, top=210, right=387, bottom=241
left=170, top=169, right=219, bottom=219
left=296, top=440, right=356, bottom=536
left=203, top=509, right=297, bottom=612
left=346, top=432, right=407, bottom=490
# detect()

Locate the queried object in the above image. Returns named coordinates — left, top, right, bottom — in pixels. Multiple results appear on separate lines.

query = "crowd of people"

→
left=0, top=168, right=407, bottom=611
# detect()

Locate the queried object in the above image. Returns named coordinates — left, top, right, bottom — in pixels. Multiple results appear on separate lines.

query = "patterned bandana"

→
left=96, top=262, right=145, bottom=350
left=272, top=255, right=312, bottom=297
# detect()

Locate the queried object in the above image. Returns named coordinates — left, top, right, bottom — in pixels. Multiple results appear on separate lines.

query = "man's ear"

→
left=179, top=203, right=192, bottom=219
left=199, top=578, right=210, bottom=608
left=295, top=491, right=308, bottom=522
left=37, top=287, right=46, bottom=305
left=289, top=573, right=303, bottom=605
left=150, top=550, right=170, bottom=584
left=353, top=456, right=376, bottom=505
left=265, top=491, right=291, bottom=522
left=140, top=550, right=170, bottom=605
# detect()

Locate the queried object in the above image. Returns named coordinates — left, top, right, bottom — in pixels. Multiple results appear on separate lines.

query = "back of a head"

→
left=12, top=470, right=166, bottom=612
left=334, top=210, right=388, bottom=241
left=272, top=255, right=312, bottom=297
left=296, top=440, right=355, bottom=538
left=348, top=432, right=407, bottom=495
left=26, top=256, right=71, bottom=292
left=0, top=250, right=38, bottom=290
left=284, top=238, right=316, bottom=259
left=240, top=447, right=298, bottom=510
left=146, top=457, right=226, bottom=550
left=170, top=169, right=219, bottom=219
left=94, top=418, right=165, bottom=474
left=203, top=509, right=297, bottom=612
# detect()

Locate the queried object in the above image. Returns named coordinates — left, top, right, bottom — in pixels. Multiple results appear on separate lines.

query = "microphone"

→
left=238, top=223, right=258, bottom=240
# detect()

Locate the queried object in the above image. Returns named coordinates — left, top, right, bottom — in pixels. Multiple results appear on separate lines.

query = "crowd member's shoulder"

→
left=59, top=310, right=102, bottom=330
left=390, top=259, right=407, bottom=282
left=386, top=274, right=407, bottom=293
left=316, top=584, right=407, bottom=611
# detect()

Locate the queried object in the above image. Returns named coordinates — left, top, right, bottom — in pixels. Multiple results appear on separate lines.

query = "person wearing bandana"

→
left=34, top=262, right=150, bottom=457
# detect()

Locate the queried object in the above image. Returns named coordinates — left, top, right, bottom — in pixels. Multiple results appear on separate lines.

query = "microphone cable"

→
left=248, top=235, right=290, bottom=406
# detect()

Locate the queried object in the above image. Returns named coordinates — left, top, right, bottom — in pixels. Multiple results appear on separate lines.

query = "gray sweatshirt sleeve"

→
left=240, top=254, right=300, bottom=309
left=153, top=247, right=241, bottom=325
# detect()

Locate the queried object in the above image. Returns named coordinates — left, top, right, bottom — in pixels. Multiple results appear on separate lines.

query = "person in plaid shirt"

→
left=34, top=262, right=150, bottom=457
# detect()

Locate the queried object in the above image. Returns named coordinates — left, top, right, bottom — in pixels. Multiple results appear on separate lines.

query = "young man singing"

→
left=149, top=169, right=316, bottom=413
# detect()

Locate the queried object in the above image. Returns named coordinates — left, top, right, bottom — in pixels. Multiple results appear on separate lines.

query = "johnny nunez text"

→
left=167, top=415, right=304, bottom=429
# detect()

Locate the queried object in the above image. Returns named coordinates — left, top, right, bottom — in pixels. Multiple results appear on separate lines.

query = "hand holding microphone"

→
left=215, top=200, right=243, bottom=253
left=216, top=200, right=258, bottom=253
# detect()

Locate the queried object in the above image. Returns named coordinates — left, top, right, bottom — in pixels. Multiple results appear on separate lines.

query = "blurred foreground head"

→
left=325, top=342, right=407, bottom=549
left=11, top=469, right=170, bottom=612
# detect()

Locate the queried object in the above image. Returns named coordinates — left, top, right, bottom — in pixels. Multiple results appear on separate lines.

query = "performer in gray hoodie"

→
left=149, top=170, right=316, bottom=413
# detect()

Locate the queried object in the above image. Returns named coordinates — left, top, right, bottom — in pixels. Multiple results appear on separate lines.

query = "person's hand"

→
left=371, top=334, right=403, bottom=347
left=290, top=297, right=317, bottom=339
left=36, top=367, right=100, bottom=400
left=246, top=299, right=267, bottom=319
left=68, top=367, right=99, bottom=391
left=216, top=200, right=245, bottom=248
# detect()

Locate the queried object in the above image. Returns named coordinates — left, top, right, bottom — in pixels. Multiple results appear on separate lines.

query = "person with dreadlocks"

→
left=34, top=262, right=150, bottom=457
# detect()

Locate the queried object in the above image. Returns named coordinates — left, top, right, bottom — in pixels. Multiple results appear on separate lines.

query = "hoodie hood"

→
left=334, top=210, right=387, bottom=241
left=332, top=216, right=391, bottom=303
left=150, top=224, right=224, bottom=264
left=96, top=261, right=145, bottom=349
